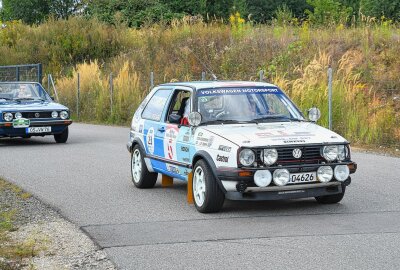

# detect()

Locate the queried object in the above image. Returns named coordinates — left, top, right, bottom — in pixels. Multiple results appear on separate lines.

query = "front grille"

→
left=21, top=111, right=53, bottom=119
left=255, top=145, right=324, bottom=166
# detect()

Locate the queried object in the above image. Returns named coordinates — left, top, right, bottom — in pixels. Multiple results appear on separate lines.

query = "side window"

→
left=166, top=90, right=191, bottom=125
left=142, top=89, right=172, bottom=121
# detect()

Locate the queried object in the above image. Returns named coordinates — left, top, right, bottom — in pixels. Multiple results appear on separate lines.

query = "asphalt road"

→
left=1, top=123, right=400, bottom=270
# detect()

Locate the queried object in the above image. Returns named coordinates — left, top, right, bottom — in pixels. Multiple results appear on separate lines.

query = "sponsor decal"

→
left=182, top=157, right=191, bottom=163
left=216, top=154, right=229, bottom=163
left=181, top=146, right=189, bottom=152
left=139, top=124, right=144, bottom=133
left=278, top=190, right=305, bottom=194
left=167, top=164, right=179, bottom=174
left=197, top=87, right=280, bottom=96
left=283, top=139, right=306, bottom=144
left=195, top=132, right=214, bottom=147
left=256, top=131, right=315, bottom=138
left=164, top=125, right=179, bottom=160
left=218, top=145, right=232, bottom=152
left=183, top=135, right=190, bottom=142
left=146, top=127, right=155, bottom=154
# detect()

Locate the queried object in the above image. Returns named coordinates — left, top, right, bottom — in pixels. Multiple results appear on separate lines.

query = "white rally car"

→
left=127, top=81, right=357, bottom=213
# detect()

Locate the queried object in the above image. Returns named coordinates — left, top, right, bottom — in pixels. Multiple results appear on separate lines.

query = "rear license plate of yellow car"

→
left=289, top=172, right=317, bottom=184
left=26, top=126, right=51, bottom=133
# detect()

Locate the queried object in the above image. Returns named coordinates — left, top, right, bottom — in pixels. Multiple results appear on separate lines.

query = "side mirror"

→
left=50, top=96, right=55, bottom=101
left=308, top=107, right=321, bottom=122
left=188, top=112, right=202, bottom=127
left=168, top=113, right=181, bottom=124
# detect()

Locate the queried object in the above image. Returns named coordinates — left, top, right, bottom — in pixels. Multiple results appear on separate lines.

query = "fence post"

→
left=38, top=63, right=42, bottom=84
left=328, top=66, right=333, bottom=130
left=109, top=72, right=113, bottom=115
left=47, top=74, right=50, bottom=93
left=77, top=73, right=80, bottom=120
left=150, top=71, right=154, bottom=89
left=201, top=71, right=206, bottom=81
left=16, top=66, right=20, bottom=81
left=259, top=70, right=264, bottom=82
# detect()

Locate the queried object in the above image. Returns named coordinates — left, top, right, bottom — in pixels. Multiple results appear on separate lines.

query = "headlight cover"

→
left=51, top=111, right=58, bottom=118
left=334, top=165, right=350, bottom=181
left=317, top=166, right=333, bottom=183
left=337, top=145, right=347, bottom=161
left=60, top=111, right=69, bottom=120
left=261, top=149, right=278, bottom=165
left=254, top=170, right=272, bottom=187
left=15, top=112, right=22, bottom=119
left=322, top=145, right=338, bottom=161
left=4, top=112, right=13, bottom=121
left=239, top=149, right=255, bottom=166
left=273, top=169, right=290, bottom=186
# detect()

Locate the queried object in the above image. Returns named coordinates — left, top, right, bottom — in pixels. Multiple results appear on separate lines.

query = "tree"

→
left=360, top=0, right=400, bottom=20
left=1, top=0, right=50, bottom=24
left=50, top=0, right=85, bottom=19
left=246, top=0, right=310, bottom=23
left=305, top=0, right=353, bottom=25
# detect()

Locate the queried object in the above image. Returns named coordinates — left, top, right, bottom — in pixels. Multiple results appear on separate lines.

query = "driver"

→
left=17, top=85, right=32, bottom=98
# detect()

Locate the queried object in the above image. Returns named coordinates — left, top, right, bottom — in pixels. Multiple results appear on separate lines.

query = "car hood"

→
left=202, top=122, right=347, bottom=147
left=0, top=101, right=68, bottom=111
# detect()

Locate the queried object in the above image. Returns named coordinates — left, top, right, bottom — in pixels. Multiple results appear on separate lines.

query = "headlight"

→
left=260, top=149, right=278, bottom=165
left=322, top=145, right=338, bottom=161
left=239, top=149, right=255, bottom=166
left=317, top=166, right=333, bottom=183
left=4, top=112, right=13, bottom=121
left=52, top=111, right=58, bottom=118
left=254, top=170, right=272, bottom=187
left=273, top=169, right=290, bottom=186
left=337, top=145, right=346, bottom=161
left=60, top=111, right=69, bottom=120
left=334, top=165, right=349, bottom=181
left=15, top=112, right=22, bottom=119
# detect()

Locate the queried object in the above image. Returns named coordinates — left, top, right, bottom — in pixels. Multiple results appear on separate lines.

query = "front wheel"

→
left=192, top=159, right=225, bottom=213
left=131, top=145, right=157, bottom=188
left=54, top=127, right=68, bottom=143
left=315, top=186, right=346, bottom=204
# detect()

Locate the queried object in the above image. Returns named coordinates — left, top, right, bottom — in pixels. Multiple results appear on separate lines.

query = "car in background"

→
left=127, top=81, right=357, bottom=213
left=0, top=82, right=72, bottom=143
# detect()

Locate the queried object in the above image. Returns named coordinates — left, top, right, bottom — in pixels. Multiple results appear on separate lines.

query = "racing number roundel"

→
left=146, top=127, right=155, bottom=154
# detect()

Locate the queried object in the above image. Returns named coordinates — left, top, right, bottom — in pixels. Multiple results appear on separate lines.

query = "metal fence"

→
left=0, top=64, right=42, bottom=83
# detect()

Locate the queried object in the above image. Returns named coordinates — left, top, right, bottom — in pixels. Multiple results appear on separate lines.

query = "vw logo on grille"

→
left=34, top=113, right=40, bottom=118
left=292, top=148, right=302, bottom=159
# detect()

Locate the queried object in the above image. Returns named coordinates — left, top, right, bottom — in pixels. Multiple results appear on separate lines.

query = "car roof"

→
left=0, top=81, right=40, bottom=84
left=158, top=80, right=278, bottom=91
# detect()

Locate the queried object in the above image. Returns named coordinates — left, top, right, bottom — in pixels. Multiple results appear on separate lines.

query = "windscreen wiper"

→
left=253, top=115, right=303, bottom=123
left=200, top=119, right=258, bottom=125
left=13, top=97, right=38, bottom=103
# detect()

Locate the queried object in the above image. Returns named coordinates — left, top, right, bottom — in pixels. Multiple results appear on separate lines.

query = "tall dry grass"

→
left=0, top=17, right=398, bottom=146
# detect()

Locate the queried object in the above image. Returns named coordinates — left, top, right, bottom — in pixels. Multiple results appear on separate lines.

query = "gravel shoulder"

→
left=0, top=178, right=116, bottom=270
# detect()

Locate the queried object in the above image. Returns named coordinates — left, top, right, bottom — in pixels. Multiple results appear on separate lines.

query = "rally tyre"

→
left=131, top=145, right=157, bottom=188
left=315, top=186, right=346, bottom=204
left=192, top=159, right=225, bottom=213
left=54, top=127, right=68, bottom=143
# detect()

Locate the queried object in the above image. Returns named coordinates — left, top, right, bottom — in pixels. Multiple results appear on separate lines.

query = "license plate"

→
left=13, top=118, right=30, bottom=128
left=26, top=126, right=51, bottom=134
left=288, top=172, right=317, bottom=184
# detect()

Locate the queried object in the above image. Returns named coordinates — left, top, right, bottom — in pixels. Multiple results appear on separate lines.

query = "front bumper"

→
left=216, top=162, right=356, bottom=201
left=225, top=181, right=347, bottom=201
left=0, top=120, right=72, bottom=137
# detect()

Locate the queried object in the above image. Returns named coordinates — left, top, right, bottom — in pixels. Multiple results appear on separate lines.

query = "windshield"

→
left=197, top=87, right=304, bottom=124
left=0, top=83, right=51, bottom=103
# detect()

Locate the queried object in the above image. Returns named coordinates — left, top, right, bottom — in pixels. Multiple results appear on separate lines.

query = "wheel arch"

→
left=192, top=150, right=226, bottom=193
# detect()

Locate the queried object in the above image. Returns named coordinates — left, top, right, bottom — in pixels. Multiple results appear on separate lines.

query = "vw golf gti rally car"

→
left=0, top=82, right=71, bottom=143
left=127, top=81, right=357, bottom=213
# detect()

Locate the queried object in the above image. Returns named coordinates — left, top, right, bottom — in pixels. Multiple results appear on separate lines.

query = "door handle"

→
left=158, top=127, right=165, bottom=132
